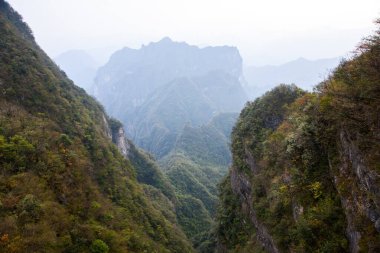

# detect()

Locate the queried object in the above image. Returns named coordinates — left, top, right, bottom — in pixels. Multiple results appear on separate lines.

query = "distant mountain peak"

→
left=145, top=36, right=190, bottom=49
left=0, top=1, right=194, bottom=251
left=158, top=36, right=173, bottom=43
left=295, top=57, right=308, bottom=62
left=94, top=37, right=245, bottom=118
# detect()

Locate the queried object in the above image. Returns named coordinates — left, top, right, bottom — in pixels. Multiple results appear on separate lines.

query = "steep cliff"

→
left=0, top=1, right=193, bottom=252
left=92, top=35, right=247, bottom=249
left=93, top=37, right=245, bottom=118
left=110, top=119, right=177, bottom=202
left=217, top=22, right=380, bottom=252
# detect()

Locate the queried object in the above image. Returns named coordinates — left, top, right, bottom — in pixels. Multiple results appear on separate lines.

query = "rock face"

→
left=230, top=166, right=280, bottom=253
left=111, top=123, right=130, bottom=158
left=339, top=131, right=380, bottom=209
left=332, top=130, right=380, bottom=252
left=216, top=85, right=307, bottom=252
left=217, top=23, right=380, bottom=252
left=92, top=37, right=247, bottom=249
left=93, top=37, right=245, bottom=119
left=0, top=2, right=194, bottom=252
left=92, top=37, right=247, bottom=161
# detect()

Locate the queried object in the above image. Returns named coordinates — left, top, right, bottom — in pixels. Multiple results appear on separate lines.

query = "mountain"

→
left=0, top=1, right=193, bottom=252
left=171, top=112, right=237, bottom=167
left=161, top=113, right=238, bottom=211
left=54, top=50, right=98, bottom=93
left=126, top=72, right=246, bottom=158
left=90, top=37, right=247, bottom=249
left=244, top=57, right=341, bottom=98
left=93, top=37, right=246, bottom=118
left=217, top=23, right=380, bottom=252
left=160, top=112, right=238, bottom=251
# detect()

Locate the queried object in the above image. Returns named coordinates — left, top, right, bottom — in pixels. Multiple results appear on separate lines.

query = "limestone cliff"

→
left=216, top=24, right=380, bottom=252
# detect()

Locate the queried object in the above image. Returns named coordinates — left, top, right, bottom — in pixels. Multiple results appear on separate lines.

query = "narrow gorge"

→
left=1, top=1, right=379, bottom=252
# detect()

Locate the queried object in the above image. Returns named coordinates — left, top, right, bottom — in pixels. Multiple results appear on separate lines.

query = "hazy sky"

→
left=7, top=0, right=380, bottom=66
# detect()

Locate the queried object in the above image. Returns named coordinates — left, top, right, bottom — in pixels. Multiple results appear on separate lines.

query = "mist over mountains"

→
left=54, top=50, right=99, bottom=93
left=88, top=37, right=247, bottom=248
left=51, top=35, right=349, bottom=250
left=0, top=2, right=194, bottom=252
left=54, top=43, right=342, bottom=103
left=244, top=57, right=341, bottom=98
left=3, top=0, right=380, bottom=252
left=93, top=37, right=245, bottom=117
left=126, top=71, right=246, bottom=158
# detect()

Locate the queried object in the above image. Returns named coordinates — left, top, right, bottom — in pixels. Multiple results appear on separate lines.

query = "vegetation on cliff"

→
left=0, top=1, right=193, bottom=252
left=217, top=20, right=380, bottom=252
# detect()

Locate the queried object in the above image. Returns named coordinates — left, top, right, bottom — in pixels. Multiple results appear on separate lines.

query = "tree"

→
left=90, top=239, right=109, bottom=253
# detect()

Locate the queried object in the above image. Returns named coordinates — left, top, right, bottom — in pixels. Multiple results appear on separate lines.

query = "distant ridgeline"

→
left=0, top=1, right=194, bottom=252
left=93, top=37, right=245, bottom=118
left=6, top=0, right=378, bottom=252
left=243, top=57, right=341, bottom=98
left=92, top=35, right=248, bottom=249
left=216, top=21, right=380, bottom=252
left=54, top=50, right=98, bottom=93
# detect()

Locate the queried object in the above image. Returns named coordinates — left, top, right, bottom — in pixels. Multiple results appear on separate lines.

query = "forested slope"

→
left=0, top=1, right=193, bottom=252
left=217, top=21, right=380, bottom=252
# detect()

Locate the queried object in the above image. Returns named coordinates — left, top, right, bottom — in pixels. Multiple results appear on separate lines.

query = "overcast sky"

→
left=7, top=0, right=380, bottom=66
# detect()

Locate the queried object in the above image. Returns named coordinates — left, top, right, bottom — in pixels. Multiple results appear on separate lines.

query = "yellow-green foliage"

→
left=218, top=87, right=348, bottom=253
left=0, top=1, right=193, bottom=252
left=217, top=20, right=380, bottom=252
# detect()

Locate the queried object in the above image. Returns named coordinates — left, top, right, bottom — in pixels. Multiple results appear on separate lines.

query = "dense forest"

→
left=1, top=0, right=380, bottom=252
left=0, top=1, right=193, bottom=252
left=91, top=30, right=247, bottom=250
left=217, top=20, right=380, bottom=252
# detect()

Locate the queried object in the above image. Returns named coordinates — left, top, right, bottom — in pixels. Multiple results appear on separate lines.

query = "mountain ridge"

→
left=93, top=37, right=245, bottom=117
left=244, top=56, right=341, bottom=98
left=217, top=23, right=380, bottom=251
left=0, top=1, right=194, bottom=252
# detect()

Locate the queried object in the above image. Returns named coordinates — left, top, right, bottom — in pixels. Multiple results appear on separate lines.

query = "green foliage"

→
left=174, top=123, right=232, bottom=167
left=0, top=134, right=35, bottom=171
left=126, top=78, right=218, bottom=159
left=161, top=153, right=217, bottom=246
left=218, top=21, right=380, bottom=252
left=108, top=118, right=123, bottom=133
left=216, top=176, right=254, bottom=250
left=142, top=184, right=177, bottom=224
left=0, top=2, right=193, bottom=252
left=175, top=195, right=213, bottom=241
left=157, top=112, right=237, bottom=248
left=163, top=154, right=219, bottom=213
left=231, top=84, right=305, bottom=173
left=90, top=239, right=109, bottom=253
left=208, top=112, right=239, bottom=139
left=217, top=86, right=348, bottom=252
left=128, top=141, right=176, bottom=201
